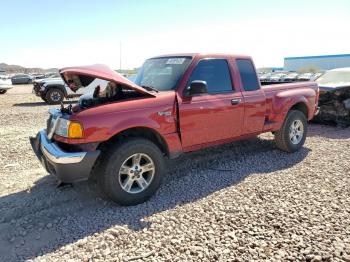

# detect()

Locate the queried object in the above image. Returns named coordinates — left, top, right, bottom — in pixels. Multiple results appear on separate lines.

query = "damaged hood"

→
left=59, top=64, right=155, bottom=97
left=318, top=82, right=350, bottom=92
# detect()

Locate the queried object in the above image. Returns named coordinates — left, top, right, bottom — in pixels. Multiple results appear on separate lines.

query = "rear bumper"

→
left=30, top=130, right=100, bottom=183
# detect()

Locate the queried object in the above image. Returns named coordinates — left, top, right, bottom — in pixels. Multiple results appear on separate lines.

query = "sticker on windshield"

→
left=166, top=58, right=186, bottom=64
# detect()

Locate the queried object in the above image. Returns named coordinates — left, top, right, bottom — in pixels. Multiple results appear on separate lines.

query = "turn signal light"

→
left=68, top=122, right=84, bottom=138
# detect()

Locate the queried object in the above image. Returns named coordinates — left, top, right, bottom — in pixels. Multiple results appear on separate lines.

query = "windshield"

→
left=135, top=56, right=192, bottom=91
left=316, top=71, right=350, bottom=85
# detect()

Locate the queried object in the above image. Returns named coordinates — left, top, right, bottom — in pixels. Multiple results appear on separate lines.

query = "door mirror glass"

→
left=186, top=80, right=208, bottom=96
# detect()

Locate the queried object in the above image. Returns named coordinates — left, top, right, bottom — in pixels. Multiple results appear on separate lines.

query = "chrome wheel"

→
left=118, top=153, right=155, bottom=194
left=289, top=119, right=304, bottom=145
left=50, top=91, right=62, bottom=102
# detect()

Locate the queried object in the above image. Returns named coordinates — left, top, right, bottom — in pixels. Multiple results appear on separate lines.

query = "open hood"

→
left=59, top=64, right=155, bottom=97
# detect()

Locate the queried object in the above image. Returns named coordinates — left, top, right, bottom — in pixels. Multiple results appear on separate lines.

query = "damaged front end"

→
left=312, top=86, right=350, bottom=127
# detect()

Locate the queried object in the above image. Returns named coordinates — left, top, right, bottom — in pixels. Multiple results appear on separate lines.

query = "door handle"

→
left=231, top=98, right=241, bottom=105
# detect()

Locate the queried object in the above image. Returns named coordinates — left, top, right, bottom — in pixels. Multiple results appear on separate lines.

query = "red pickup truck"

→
left=30, top=53, right=319, bottom=205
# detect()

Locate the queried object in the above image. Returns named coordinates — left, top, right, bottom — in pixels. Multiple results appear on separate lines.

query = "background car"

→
left=33, top=76, right=109, bottom=104
left=44, top=72, right=60, bottom=78
left=310, top=72, right=323, bottom=81
left=11, top=74, right=33, bottom=84
left=269, top=73, right=288, bottom=82
left=296, top=73, right=314, bottom=81
left=259, top=73, right=272, bottom=82
left=284, top=73, right=299, bottom=82
left=312, top=67, right=350, bottom=127
left=0, top=76, right=12, bottom=94
left=31, top=73, right=45, bottom=80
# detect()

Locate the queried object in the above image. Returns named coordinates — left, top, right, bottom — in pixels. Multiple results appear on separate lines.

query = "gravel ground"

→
left=0, top=85, right=349, bottom=262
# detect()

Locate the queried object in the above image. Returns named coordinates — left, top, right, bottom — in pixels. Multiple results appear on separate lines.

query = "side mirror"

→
left=186, top=80, right=208, bottom=96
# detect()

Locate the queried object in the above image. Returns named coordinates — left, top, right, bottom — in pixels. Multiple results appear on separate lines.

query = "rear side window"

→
left=236, top=59, right=260, bottom=91
left=188, top=59, right=233, bottom=94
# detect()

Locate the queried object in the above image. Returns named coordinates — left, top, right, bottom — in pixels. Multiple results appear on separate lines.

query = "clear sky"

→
left=1, top=0, right=350, bottom=69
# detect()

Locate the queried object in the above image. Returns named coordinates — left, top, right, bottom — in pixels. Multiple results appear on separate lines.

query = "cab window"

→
left=236, top=59, right=260, bottom=91
left=188, top=59, right=233, bottom=94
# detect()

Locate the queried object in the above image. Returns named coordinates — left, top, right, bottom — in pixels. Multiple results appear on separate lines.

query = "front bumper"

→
left=30, top=130, right=100, bottom=183
left=32, top=83, right=44, bottom=97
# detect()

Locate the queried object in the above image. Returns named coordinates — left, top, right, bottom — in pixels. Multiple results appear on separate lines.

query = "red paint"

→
left=54, top=53, right=319, bottom=156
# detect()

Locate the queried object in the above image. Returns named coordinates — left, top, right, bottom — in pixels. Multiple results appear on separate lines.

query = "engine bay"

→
left=312, top=86, right=350, bottom=127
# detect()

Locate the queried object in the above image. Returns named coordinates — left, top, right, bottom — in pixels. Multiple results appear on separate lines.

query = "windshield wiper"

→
left=141, top=85, right=159, bottom=93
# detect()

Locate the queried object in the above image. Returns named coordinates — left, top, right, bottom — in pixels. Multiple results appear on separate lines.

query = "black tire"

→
left=0, top=90, right=7, bottom=94
left=99, top=138, right=165, bottom=206
left=274, top=110, right=308, bottom=153
left=45, top=88, right=64, bottom=104
left=40, top=93, right=47, bottom=102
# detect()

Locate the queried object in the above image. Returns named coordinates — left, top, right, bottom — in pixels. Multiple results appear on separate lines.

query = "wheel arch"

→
left=289, top=101, right=309, bottom=119
left=97, top=126, right=170, bottom=157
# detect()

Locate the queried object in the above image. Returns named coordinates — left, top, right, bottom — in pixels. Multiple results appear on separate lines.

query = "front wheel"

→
left=99, top=138, right=165, bottom=206
left=0, top=90, right=7, bottom=94
left=274, top=110, right=307, bottom=152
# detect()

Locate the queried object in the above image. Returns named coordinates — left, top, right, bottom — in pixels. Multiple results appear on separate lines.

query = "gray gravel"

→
left=0, top=85, right=350, bottom=262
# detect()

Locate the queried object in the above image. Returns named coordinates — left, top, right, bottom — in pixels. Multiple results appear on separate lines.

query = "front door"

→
left=179, top=58, right=244, bottom=148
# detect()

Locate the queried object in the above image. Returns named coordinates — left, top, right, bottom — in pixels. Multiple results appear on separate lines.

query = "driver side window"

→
left=188, top=59, right=233, bottom=94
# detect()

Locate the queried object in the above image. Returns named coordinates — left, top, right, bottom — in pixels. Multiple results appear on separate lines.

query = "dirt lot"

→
left=0, top=85, right=350, bottom=262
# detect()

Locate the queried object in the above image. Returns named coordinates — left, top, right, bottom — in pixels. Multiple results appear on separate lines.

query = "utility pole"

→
left=119, top=41, right=122, bottom=71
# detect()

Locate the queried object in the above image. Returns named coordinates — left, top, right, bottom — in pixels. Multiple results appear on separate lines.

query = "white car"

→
left=33, top=77, right=108, bottom=104
left=0, top=76, right=12, bottom=94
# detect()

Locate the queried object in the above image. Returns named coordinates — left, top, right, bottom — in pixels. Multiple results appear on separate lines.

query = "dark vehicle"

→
left=313, top=68, right=350, bottom=127
left=11, top=74, right=33, bottom=84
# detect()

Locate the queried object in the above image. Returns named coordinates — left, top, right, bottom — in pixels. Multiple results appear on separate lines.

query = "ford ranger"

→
left=30, top=53, right=319, bottom=206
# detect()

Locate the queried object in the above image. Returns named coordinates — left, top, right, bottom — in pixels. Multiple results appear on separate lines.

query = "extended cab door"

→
left=178, top=58, right=244, bottom=148
left=235, top=59, right=266, bottom=134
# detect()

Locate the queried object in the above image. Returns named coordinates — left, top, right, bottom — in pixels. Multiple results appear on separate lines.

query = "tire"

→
left=0, top=90, right=7, bottom=94
left=274, top=110, right=308, bottom=153
left=45, top=88, right=64, bottom=104
left=99, top=138, right=165, bottom=206
left=40, top=93, right=47, bottom=102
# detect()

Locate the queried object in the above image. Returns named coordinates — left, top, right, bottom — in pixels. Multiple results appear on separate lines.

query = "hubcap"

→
left=289, top=119, right=304, bottom=145
left=51, top=91, right=61, bottom=102
left=118, top=153, right=155, bottom=194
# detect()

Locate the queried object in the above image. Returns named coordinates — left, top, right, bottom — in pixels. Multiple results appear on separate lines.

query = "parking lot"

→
left=0, top=85, right=350, bottom=261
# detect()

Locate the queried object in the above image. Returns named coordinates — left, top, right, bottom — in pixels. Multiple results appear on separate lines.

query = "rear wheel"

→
left=99, top=138, right=165, bottom=206
left=0, top=90, right=7, bottom=94
left=274, top=110, right=307, bottom=152
left=45, top=88, right=64, bottom=104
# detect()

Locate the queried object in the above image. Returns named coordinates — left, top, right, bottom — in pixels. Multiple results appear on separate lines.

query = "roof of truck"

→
left=150, top=53, right=252, bottom=60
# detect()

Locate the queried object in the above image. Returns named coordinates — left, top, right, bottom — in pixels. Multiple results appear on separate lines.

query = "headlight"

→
left=55, top=119, right=84, bottom=138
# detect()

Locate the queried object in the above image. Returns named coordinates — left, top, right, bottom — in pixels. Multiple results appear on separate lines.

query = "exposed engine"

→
left=312, top=86, right=350, bottom=127
left=78, top=85, right=146, bottom=109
